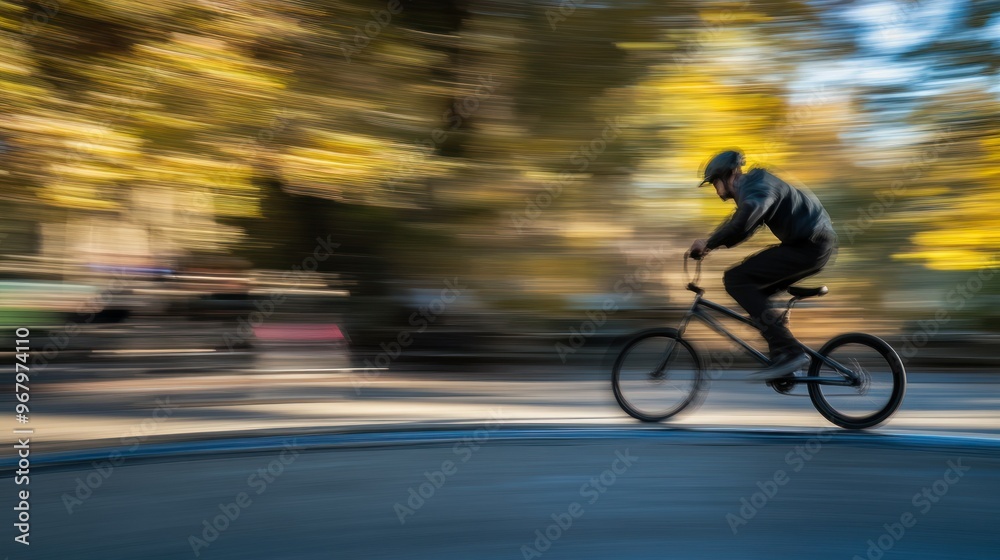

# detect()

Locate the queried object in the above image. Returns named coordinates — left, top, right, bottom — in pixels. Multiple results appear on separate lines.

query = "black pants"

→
left=723, top=237, right=836, bottom=356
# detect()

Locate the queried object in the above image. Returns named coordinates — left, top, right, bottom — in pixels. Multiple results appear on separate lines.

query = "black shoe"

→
left=748, top=351, right=810, bottom=381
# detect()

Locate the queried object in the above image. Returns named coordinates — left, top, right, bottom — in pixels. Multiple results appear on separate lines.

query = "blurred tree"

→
left=0, top=0, right=997, bottom=325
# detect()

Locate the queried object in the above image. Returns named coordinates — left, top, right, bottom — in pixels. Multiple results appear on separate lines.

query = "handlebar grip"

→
left=684, top=253, right=703, bottom=287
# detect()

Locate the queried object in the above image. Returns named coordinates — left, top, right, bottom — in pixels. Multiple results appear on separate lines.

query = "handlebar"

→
left=683, top=254, right=704, bottom=295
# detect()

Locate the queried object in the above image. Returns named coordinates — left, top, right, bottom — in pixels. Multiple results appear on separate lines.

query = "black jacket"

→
left=706, top=168, right=836, bottom=250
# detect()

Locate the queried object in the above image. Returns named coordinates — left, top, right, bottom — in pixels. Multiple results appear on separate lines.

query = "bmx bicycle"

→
left=611, top=256, right=906, bottom=429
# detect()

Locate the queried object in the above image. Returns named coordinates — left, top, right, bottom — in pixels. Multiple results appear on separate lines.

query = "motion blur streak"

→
left=1, top=1, right=999, bottom=558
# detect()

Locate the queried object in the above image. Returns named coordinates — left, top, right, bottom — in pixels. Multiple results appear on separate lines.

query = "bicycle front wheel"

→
left=808, top=333, right=906, bottom=429
left=612, top=329, right=705, bottom=422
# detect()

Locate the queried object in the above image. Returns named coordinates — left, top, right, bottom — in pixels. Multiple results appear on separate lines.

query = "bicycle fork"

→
left=652, top=305, right=699, bottom=377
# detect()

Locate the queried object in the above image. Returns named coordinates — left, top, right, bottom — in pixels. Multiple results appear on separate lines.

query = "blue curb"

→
left=3, top=426, right=999, bottom=472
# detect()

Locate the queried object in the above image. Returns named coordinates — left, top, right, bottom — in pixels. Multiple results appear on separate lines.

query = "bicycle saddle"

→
left=788, top=285, right=828, bottom=298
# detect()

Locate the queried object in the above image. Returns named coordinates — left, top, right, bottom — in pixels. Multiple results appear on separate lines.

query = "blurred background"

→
left=5, top=5, right=1000, bottom=557
left=2, top=0, right=1000, bottom=396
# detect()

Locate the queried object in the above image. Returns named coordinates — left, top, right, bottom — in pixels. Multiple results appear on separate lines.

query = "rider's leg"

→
left=725, top=275, right=792, bottom=357
left=724, top=242, right=834, bottom=377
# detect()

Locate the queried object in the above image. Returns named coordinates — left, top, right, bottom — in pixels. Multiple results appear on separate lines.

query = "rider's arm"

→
left=705, top=190, right=774, bottom=250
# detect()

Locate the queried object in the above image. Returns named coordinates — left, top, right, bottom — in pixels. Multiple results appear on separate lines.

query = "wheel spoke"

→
left=613, top=332, right=703, bottom=422
left=808, top=334, right=905, bottom=429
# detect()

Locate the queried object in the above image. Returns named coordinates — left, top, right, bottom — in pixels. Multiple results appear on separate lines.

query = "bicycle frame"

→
left=676, top=259, right=858, bottom=387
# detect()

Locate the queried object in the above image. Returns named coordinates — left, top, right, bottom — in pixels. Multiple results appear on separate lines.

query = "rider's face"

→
left=712, top=177, right=731, bottom=201
left=712, top=171, right=740, bottom=201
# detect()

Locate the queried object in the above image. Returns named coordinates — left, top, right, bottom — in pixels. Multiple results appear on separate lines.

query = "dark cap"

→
left=698, top=150, right=746, bottom=187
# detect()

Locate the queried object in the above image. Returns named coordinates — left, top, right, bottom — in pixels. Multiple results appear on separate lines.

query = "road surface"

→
left=3, top=355, right=999, bottom=559
left=5, top=430, right=999, bottom=559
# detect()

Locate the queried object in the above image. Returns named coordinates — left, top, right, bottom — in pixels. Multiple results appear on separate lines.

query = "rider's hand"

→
left=688, top=239, right=710, bottom=260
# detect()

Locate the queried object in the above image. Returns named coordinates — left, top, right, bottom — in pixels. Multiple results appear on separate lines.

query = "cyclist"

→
left=687, top=150, right=837, bottom=380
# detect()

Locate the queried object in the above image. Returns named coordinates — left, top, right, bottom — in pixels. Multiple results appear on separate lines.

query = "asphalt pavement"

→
left=5, top=430, right=999, bottom=559
left=3, top=352, right=999, bottom=559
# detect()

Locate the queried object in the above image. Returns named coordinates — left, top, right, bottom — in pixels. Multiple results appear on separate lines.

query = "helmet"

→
left=698, top=150, right=745, bottom=187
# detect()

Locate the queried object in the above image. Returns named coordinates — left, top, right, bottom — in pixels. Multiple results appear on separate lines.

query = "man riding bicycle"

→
left=688, top=150, right=837, bottom=381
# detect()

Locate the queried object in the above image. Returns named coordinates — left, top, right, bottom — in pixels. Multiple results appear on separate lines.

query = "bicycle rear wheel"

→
left=808, top=333, right=906, bottom=429
left=612, top=329, right=705, bottom=422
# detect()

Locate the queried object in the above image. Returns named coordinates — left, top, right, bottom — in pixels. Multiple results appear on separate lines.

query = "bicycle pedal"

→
left=767, top=374, right=800, bottom=395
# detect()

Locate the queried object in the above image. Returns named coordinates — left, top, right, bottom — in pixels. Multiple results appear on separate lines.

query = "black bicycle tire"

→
left=612, top=329, right=705, bottom=422
left=807, top=332, right=906, bottom=429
